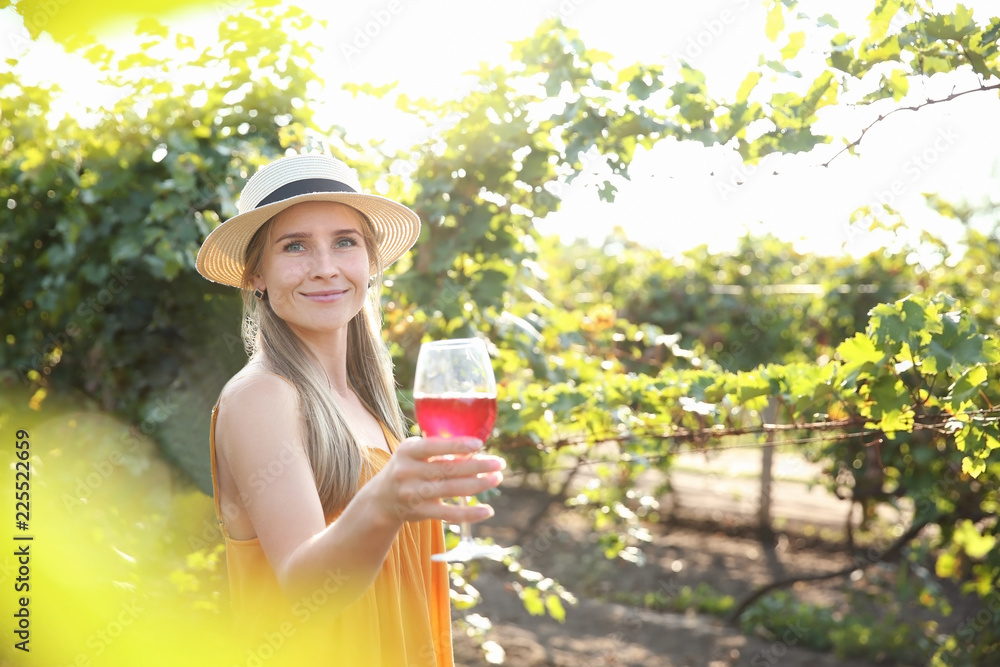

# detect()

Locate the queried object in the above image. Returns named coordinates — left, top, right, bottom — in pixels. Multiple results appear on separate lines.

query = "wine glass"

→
left=414, top=337, right=506, bottom=562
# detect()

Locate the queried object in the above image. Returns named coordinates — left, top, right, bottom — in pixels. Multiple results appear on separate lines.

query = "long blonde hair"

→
left=240, top=205, right=406, bottom=516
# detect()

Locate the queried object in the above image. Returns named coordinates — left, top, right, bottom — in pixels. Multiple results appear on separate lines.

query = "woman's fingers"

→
left=397, top=468, right=503, bottom=509
left=434, top=501, right=495, bottom=525
left=379, top=437, right=506, bottom=524
left=432, top=470, right=504, bottom=499
left=428, top=454, right=505, bottom=480
left=397, top=436, right=482, bottom=460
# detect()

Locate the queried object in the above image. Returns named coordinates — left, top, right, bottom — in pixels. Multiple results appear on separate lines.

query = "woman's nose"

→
left=310, top=248, right=339, bottom=278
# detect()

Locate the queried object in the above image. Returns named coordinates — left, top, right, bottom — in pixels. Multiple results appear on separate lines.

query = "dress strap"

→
left=208, top=401, right=232, bottom=539
left=209, top=367, right=294, bottom=538
left=378, top=420, right=399, bottom=454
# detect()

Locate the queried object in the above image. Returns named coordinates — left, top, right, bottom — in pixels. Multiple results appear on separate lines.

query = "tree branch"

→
left=821, top=83, right=1000, bottom=168
left=726, top=515, right=934, bottom=625
left=513, top=456, right=583, bottom=545
left=493, top=407, right=1000, bottom=457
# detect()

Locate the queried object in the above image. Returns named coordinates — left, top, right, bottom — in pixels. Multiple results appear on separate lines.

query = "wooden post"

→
left=759, top=398, right=779, bottom=542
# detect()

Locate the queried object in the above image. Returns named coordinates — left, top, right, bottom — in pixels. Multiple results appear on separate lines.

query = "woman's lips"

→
left=301, top=289, right=348, bottom=303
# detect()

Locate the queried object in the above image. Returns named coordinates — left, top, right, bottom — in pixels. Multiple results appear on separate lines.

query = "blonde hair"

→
left=240, top=204, right=406, bottom=516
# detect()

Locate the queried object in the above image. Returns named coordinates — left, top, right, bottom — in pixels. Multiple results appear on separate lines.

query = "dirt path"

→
left=451, top=451, right=917, bottom=667
left=454, top=570, right=881, bottom=667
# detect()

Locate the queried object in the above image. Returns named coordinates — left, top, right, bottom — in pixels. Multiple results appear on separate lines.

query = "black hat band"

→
left=256, top=178, right=358, bottom=208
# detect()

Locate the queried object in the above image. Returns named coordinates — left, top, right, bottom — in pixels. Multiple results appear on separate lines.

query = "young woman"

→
left=196, top=153, right=504, bottom=665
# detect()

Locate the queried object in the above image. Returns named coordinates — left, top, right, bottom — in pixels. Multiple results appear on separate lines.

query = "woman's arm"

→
left=216, top=372, right=503, bottom=613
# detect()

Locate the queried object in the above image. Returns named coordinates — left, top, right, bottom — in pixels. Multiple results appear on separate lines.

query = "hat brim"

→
left=196, top=191, right=421, bottom=288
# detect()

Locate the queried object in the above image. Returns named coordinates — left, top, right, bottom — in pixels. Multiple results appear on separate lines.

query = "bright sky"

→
left=3, top=0, right=999, bottom=260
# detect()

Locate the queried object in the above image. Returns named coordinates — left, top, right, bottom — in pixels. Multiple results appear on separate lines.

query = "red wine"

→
left=414, top=394, right=497, bottom=441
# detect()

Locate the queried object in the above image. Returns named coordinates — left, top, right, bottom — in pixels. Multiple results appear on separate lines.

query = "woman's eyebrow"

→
left=273, top=231, right=311, bottom=245
left=273, top=229, right=362, bottom=245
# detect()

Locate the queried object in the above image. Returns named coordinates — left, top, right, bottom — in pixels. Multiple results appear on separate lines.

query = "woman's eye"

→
left=336, top=237, right=358, bottom=248
left=283, top=241, right=305, bottom=252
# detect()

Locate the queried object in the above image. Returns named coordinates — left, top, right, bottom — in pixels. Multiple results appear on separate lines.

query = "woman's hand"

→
left=366, top=436, right=505, bottom=527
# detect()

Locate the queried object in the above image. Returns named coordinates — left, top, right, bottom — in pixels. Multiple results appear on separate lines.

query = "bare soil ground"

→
left=450, top=455, right=969, bottom=667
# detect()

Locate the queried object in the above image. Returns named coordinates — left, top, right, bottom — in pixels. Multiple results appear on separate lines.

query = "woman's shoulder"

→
left=218, top=362, right=299, bottom=419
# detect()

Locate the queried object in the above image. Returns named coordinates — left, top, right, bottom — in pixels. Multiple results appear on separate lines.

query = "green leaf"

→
left=828, top=32, right=857, bottom=73
left=342, top=81, right=398, bottom=99
left=964, top=48, right=991, bottom=78
left=817, top=14, right=839, bottom=28
left=520, top=587, right=546, bottom=616
left=135, top=17, right=169, bottom=39
left=765, top=3, right=785, bottom=42
left=863, top=375, right=914, bottom=436
left=888, top=69, right=909, bottom=101
left=83, top=44, right=113, bottom=67
left=869, top=296, right=938, bottom=351
left=935, top=551, right=957, bottom=578
left=19, top=146, right=46, bottom=172
left=926, top=316, right=987, bottom=376
left=961, top=456, right=985, bottom=478
left=983, top=338, right=1000, bottom=364
left=733, top=371, right=771, bottom=404
left=583, top=48, right=614, bottom=65
left=924, top=5, right=978, bottom=42
left=763, top=59, right=801, bottom=77
left=735, top=72, right=761, bottom=103
left=920, top=55, right=954, bottom=76
left=948, top=365, right=987, bottom=409
left=545, top=594, right=567, bottom=622
left=836, top=333, right=885, bottom=385
left=781, top=31, right=806, bottom=60
left=875, top=407, right=914, bottom=435
left=868, top=0, right=902, bottom=42
left=953, top=519, right=996, bottom=558
left=549, top=387, right=587, bottom=414
left=616, top=64, right=641, bottom=89
left=118, top=52, right=162, bottom=71
left=597, top=180, right=618, bottom=202
left=803, top=70, right=838, bottom=113
left=110, top=238, right=143, bottom=264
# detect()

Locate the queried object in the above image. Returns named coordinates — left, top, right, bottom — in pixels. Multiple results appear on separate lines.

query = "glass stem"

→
left=458, top=496, right=476, bottom=544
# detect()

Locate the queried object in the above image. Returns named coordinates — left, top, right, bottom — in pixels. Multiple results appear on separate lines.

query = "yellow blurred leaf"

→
left=169, top=569, right=200, bottom=593
left=962, top=456, right=986, bottom=478
left=781, top=31, right=806, bottom=60
left=545, top=593, right=567, bottom=623
left=935, top=551, right=957, bottom=578
left=765, top=3, right=785, bottom=41
left=11, top=0, right=208, bottom=44
left=736, top=72, right=761, bottom=103
left=135, top=17, right=168, bottom=38
left=888, top=69, right=909, bottom=101
left=28, top=387, right=47, bottom=411
left=19, top=146, right=46, bottom=172
left=954, top=519, right=997, bottom=558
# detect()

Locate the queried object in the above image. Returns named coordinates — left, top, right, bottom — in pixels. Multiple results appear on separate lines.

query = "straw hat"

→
left=196, top=153, right=420, bottom=287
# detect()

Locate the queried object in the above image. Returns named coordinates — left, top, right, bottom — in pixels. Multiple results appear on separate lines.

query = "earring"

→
left=253, top=289, right=265, bottom=299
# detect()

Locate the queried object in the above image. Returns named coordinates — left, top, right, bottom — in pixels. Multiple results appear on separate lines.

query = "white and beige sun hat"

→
left=196, top=153, right=421, bottom=288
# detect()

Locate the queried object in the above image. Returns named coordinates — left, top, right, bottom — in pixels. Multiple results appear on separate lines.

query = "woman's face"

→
left=252, top=201, right=372, bottom=340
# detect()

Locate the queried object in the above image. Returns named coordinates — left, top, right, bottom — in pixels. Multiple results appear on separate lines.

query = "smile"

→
left=301, top=289, right=349, bottom=303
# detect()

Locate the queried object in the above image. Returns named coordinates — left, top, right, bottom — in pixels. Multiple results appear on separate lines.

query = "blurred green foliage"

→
left=0, top=3, right=325, bottom=489
left=3, top=0, right=1000, bottom=664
